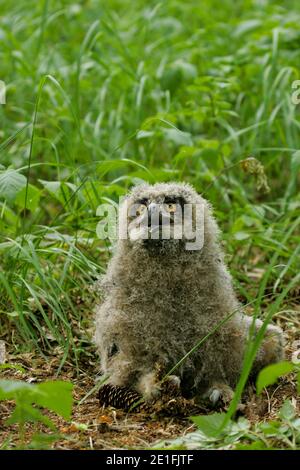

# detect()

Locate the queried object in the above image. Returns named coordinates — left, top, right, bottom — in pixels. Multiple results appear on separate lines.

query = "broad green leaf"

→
left=279, top=400, right=296, bottom=421
left=160, top=66, right=182, bottom=93
left=0, top=379, right=73, bottom=420
left=191, top=413, right=227, bottom=437
left=15, top=184, right=41, bottom=212
left=200, top=148, right=219, bottom=162
left=235, top=441, right=267, bottom=450
left=0, top=169, right=27, bottom=202
left=259, top=420, right=280, bottom=436
left=0, top=379, right=34, bottom=399
left=174, top=146, right=199, bottom=163
left=39, top=180, right=77, bottom=206
left=35, top=381, right=74, bottom=420
left=160, top=60, right=196, bottom=93
left=39, top=180, right=61, bottom=196
left=256, top=361, right=294, bottom=394
left=174, top=60, right=197, bottom=80
left=6, top=402, right=55, bottom=429
left=163, top=128, right=193, bottom=146
left=29, top=432, right=61, bottom=450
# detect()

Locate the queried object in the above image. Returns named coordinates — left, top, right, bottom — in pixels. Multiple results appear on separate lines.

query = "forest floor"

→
left=1, top=303, right=299, bottom=450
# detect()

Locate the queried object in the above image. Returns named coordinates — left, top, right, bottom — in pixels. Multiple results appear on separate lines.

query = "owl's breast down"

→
left=100, top=278, right=240, bottom=376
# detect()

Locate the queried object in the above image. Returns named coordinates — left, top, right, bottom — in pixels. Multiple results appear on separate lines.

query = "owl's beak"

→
left=147, top=203, right=159, bottom=226
left=147, top=203, right=170, bottom=230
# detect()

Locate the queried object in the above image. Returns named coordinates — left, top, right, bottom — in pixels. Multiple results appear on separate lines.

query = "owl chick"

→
left=94, top=182, right=283, bottom=405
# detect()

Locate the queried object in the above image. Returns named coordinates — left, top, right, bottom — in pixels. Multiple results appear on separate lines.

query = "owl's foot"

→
left=252, top=324, right=284, bottom=376
left=161, top=375, right=181, bottom=396
left=136, top=371, right=161, bottom=401
left=202, top=382, right=234, bottom=407
left=136, top=372, right=181, bottom=402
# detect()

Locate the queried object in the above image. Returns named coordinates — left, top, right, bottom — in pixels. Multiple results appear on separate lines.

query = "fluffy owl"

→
left=94, top=182, right=283, bottom=404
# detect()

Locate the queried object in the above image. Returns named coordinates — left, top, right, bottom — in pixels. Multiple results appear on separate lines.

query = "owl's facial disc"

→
left=127, top=195, right=186, bottom=249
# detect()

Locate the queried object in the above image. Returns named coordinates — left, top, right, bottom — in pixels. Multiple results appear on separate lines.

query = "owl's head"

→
left=119, top=182, right=216, bottom=254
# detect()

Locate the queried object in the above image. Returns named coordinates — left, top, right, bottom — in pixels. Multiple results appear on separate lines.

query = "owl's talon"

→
left=165, top=375, right=181, bottom=388
left=209, top=389, right=221, bottom=405
left=204, top=383, right=234, bottom=407
left=161, top=375, right=181, bottom=397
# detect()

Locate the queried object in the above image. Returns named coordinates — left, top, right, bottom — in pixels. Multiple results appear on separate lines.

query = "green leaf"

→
left=233, top=231, right=250, bottom=241
left=297, top=372, right=300, bottom=395
left=15, top=184, right=41, bottom=212
left=0, top=168, right=27, bottom=202
left=0, top=364, right=25, bottom=373
left=191, top=413, right=227, bottom=437
left=259, top=420, right=280, bottom=435
left=0, top=379, right=34, bottom=399
left=39, top=180, right=78, bottom=206
left=256, top=361, right=294, bottom=394
left=279, top=400, right=296, bottom=421
left=39, top=180, right=61, bottom=196
left=160, top=67, right=182, bottom=93
left=136, top=130, right=155, bottom=139
left=235, top=441, right=267, bottom=450
left=160, top=60, right=197, bottom=93
left=163, top=128, right=193, bottom=146
left=28, top=432, right=62, bottom=450
left=233, top=19, right=262, bottom=37
left=175, top=60, right=197, bottom=81
left=0, top=379, right=73, bottom=420
left=6, top=402, right=55, bottom=429
left=35, top=381, right=73, bottom=420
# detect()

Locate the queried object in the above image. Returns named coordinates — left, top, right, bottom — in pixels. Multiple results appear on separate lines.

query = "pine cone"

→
left=98, top=384, right=146, bottom=412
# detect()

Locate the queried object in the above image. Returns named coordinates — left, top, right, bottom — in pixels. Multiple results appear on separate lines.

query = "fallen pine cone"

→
left=98, top=383, right=208, bottom=417
left=98, top=384, right=146, bottom=412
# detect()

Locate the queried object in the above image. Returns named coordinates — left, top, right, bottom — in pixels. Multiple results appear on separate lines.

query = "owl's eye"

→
left=136, top=204, right=147, bottom=216
left=166, top=203, right=177, bottom=213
